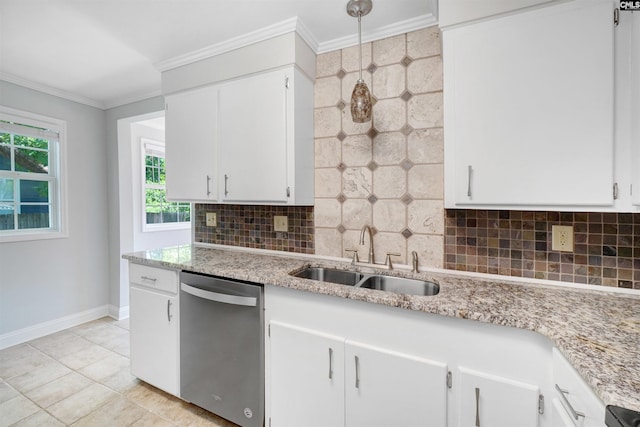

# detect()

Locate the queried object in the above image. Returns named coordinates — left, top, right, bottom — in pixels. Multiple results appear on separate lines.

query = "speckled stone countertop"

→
left=123, top=245, right=640, bottom=412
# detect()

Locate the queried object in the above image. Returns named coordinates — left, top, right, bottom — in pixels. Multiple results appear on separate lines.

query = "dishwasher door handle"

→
left=181, top=283, right=257, bottom=307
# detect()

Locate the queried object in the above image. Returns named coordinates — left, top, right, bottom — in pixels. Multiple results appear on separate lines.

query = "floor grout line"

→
left=1, top=317, right=236, bottom=427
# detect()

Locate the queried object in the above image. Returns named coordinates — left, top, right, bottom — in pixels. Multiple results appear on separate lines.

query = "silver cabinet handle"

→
left=181, top=283, right=257, bottom=307
left=141, top=275, right=157, bottom=283
left=224, top=174, right=229, bottom=197
left=206, top=175, right=211, bottom=196
left=167, top=299, right=172, bottom=322
left=467, top=165, right=473, bottom=198
left=328, top=348, right=333, bottom=379
left=475, top=387, right=480, bottom=427
left=555, top=384, right=585, bottom=421
left=355, top=355, right=360, bottom=388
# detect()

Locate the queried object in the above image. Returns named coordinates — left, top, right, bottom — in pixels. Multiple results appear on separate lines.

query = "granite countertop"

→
left=123, top=244, right=640, bottom=412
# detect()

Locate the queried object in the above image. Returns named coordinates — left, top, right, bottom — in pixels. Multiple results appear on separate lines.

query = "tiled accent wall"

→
left=445, top=210, right=640, bottom=289
left=313, top=27, right=445, bottom=267
left=194, top=204, right=314, bottom=254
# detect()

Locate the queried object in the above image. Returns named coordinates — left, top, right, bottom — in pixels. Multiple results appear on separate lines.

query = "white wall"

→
left=104, top=96, right=166, bottom=317
left=129, top=121, right=190, bottom=252
left=0, top=80, right=108, bottom=336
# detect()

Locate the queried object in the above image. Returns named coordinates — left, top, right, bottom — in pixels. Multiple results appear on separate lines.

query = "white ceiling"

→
left=0, top=0, right=437, bottom=109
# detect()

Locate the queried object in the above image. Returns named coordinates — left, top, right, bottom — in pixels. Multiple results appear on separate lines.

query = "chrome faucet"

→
left=359, top=224, right=375, bottom=264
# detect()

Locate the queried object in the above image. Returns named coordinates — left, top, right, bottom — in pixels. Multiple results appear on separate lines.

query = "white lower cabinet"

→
left=552, top=348, right=605, bottom=427
left=457, top=367, right=540, bottom=427
left=270, top=322, right=345, bottom=427
left=269, top=321, right=447, bottom=427
left=345, top=340, right=448, bottom=427
left=129, top=263, right=179, bottom=396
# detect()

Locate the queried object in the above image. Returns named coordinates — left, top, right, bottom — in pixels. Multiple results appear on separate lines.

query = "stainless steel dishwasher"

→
left=180, top=271, right=264, bottom=427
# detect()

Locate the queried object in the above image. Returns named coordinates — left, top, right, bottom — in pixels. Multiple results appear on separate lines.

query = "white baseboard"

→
left=0, top=305, right=110, bottom=350
left=109, top=304, right=129, bottom=320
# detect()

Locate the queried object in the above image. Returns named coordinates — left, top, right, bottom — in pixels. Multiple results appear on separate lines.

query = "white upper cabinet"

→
left=218, top=67, right=314, bottom=204
left=165, top=85, right=218, bottom=202
left=443, top=0, right=616, bottom=210
left=626, top=10, right=640, bottom=207
left=161, top=32, right=315, bottom=205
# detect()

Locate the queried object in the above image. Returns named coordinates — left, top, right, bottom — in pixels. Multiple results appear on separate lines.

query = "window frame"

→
left=140, top=138, right=190, bottom=232
left=0, top=106, right=67, bottom=243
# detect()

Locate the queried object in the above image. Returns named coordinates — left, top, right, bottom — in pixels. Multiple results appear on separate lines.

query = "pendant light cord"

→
left=358, top=13, right=363, bottom=81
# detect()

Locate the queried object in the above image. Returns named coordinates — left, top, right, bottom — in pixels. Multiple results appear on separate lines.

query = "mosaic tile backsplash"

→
left=194, top=204, right=314, bottom=254
left=445, top=210, right=640, bottom=289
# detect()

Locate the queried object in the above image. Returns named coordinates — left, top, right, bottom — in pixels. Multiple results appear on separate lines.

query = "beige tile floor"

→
left=0, top=317, right=239, bottom=427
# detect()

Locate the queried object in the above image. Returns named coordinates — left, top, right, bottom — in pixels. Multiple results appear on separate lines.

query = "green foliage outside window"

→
left=144, top=153, right=190, bottom=225
left=0, top=126, right=53, bottom=232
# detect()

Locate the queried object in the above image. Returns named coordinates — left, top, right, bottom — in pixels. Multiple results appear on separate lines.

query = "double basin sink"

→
left=292, top=267, right=439, bottom=297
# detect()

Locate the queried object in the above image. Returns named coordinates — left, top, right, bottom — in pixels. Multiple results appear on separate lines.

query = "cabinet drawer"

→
left=129, top=263, right=179, bottom=294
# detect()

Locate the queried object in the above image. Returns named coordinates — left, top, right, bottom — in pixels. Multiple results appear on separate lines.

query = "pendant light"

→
left=347, top=0, right=373, bottom=123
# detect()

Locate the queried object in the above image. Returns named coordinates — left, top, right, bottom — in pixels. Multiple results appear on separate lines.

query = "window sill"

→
left=0, top=229, right=68, bottom=243
left=142, top=223, right=191, bottom=233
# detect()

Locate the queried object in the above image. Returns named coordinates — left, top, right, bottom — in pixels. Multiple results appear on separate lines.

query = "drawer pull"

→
left=475, top=387, right=480, bottom=427
left=328, top=348, right=333, bottom=379
left=555, top=384, right=585, bottom=421
left=141, top=276, right=157, bottom=283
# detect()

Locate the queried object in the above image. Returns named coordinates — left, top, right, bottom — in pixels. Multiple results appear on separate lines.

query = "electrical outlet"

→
left=206, top=212, right=217, bottom=227
left=274, top=215, right=288, bottom=232
left=552, top=225, right=573, bottom=252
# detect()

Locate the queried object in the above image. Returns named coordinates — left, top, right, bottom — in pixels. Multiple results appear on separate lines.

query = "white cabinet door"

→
left=165, top=85, right=218, bottom=202
left=345, top=340, right=448, bottom=427
left=130, top=286, right=179, bottom=395
left=551, top=398, right=578, bottom=427
left=444, top=0, right=614, bottom=208
left=218, top=69, right=288, bottom=203
left=457, top=367, right=540, bottom=427
left=552, top=348, right=605, bottom=427
left=630, top=11, right=640, bottom=207
left=269, top=321, right=346, bottom=427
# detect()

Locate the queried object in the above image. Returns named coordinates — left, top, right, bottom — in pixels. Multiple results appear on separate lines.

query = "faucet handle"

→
left=385, top=252, right=401, bottom=269
left=345, top=249, right=360, bottom=264
left=411, top=250, right=419, bottom=273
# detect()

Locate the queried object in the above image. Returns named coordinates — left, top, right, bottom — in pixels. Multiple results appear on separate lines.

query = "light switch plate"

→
left=274, top=215, right=288, bottom=232
left=551, top=225, right=573, bottom=252
left=206, top=212, right=217, bottom=227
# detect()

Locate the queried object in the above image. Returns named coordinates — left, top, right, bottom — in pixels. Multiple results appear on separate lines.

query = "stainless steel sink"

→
left=292, top=267, right=440, bottom=296
left=292, top=267, right=364, bottom=286
left=357, top=275, right=440, bottom=296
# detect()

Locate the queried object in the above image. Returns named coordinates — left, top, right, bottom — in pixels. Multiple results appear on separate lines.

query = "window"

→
left=0, top=107, right=65, bottom=242
left=142, top=139, right=190, bottom=230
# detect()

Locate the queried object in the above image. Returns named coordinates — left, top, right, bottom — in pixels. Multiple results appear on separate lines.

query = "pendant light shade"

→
left=351, top=80, right=372, bottom=123
left=347, top=0, right=373, bottom=123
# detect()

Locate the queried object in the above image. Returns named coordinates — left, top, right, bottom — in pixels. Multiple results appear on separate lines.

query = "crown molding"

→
left=1, top=72, right=163, bottom=110
left=155, top=17, right=319, bottom=72
left=317, top=13, right=438, bottom=53
left=102, top=88, right=163, bottom=110
left=0, top=72, right=105, bottom=109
